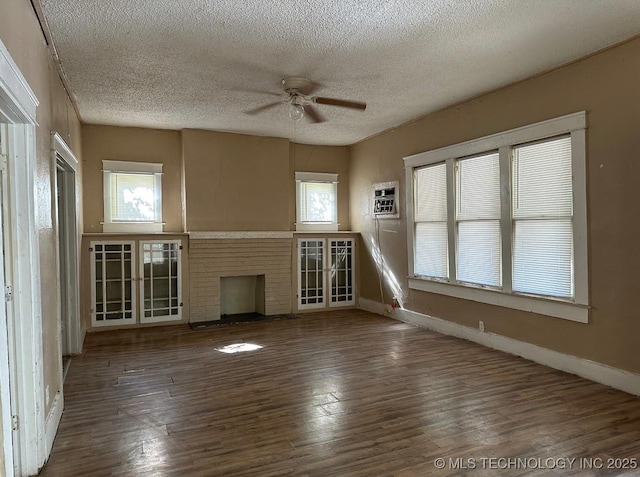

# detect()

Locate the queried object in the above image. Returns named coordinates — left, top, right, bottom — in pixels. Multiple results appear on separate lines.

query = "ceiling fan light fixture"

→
left=289, top=104, right=305, bottom=121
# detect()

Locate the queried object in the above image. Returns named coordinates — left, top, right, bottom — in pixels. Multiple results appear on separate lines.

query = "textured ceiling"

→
left=40, top=0, right=640, bottom=146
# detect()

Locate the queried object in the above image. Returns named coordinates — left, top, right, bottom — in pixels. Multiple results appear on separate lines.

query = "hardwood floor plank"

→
left=39, top=310, right=640, bottom=476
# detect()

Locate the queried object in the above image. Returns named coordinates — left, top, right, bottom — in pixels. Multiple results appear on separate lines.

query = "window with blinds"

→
left=414, top=163, right=448, bottom=279
left=404, top=112, right=588, bottom=322
left=512, top=136, right=573, bottom=298
left=456, top=152, right=501, bottom=287
left=300, top=181, right=336, bottom=223
left=295, top=171, right=338, bottom=231
left=111, top=173, right=157, bottom=222
left=103, top=160, right=163, bottom=233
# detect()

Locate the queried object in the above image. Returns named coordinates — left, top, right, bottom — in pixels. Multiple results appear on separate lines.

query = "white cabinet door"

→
left=90, top=241, right=136, bottom=327
left=139, top=240, right=182, bottom=323
left=298, top=238, right=355, bottom=310
left=329, top=238, right=355, bottom=307
left=298, top=239, right=326, bottom=309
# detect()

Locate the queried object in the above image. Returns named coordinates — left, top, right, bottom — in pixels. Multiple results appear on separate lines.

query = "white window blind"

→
left=300, top=181, right=336, bottom=223
left=512, top=136, right=573, bottom=298
left=456, top=152, right=501, bottom=287
left=414, top=163, right=448, bottom=278
left=111, top=173, right=157, bottom=222
left=103, top=160, right=163, bottom=233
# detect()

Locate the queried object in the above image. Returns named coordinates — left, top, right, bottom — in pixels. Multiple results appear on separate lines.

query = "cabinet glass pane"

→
left=299, top=240, right=324, bottom=307
left=92, top=241, right=135, bottom=325
left=330, top=239, right=354, bottom=305
left=140, top=241, right=181, bottom=322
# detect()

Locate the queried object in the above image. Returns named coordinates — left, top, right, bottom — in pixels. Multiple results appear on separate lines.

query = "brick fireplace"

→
left=188, top=232, right=293, bottom=322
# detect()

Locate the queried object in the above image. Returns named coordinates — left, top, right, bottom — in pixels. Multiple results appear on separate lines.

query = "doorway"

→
left=53, top=133, right=81, bottom=377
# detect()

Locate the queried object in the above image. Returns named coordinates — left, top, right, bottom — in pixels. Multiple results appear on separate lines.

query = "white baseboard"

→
left=44, top=391, right=63, bottom=458
left=359, top=298, right=640, bottom=396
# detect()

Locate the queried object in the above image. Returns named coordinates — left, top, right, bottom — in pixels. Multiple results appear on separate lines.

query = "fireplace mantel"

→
left=188, top=231, right=293, bottom=239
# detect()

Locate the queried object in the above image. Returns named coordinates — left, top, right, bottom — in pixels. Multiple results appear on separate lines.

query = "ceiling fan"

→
left=244, top=76, right=367, bottom=123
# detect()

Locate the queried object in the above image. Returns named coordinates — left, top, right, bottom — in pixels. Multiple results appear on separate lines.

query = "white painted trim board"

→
left=359, top=298, right=640, bottom=397
left=44, top=392, right=63, bottom=459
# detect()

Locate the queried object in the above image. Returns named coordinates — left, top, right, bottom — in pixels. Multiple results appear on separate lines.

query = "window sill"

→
left=295, top=223, right=338, bottom=232
left=103, top=222, right=163, bottom=233
left=408, top=277, right=589, bottom=323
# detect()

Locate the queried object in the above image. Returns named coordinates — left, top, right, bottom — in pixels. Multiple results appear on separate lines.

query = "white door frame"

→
left=0, top=39, right=46, bottom=476
left=0, top=124, right=14, bottom=477
left=52, top=132, right=82, bottom=355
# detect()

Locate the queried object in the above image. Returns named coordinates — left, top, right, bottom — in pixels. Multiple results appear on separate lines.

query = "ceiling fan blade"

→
left=239, top=89, right=282, bottom=97
left=244, top=102, right=282, bottom=115
left=303, top=105, right=326, bottom=124
left=314, top=96, right=367, bottom=111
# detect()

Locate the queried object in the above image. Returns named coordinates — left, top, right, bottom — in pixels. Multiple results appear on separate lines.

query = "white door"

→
left=328, top=238, right=355, bottom=307
left=298, top=239, right=326, bottom=309
left=139, top=240, right=182, bottom=323
left=0, top=127, right=16, bottom=476
left=90, top=241, right=137, bottom=327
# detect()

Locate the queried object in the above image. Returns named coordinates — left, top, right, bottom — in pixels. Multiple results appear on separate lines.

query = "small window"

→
left=103, top=160, right=163, bottom=233
left=295, top=172, right=338, bottom=231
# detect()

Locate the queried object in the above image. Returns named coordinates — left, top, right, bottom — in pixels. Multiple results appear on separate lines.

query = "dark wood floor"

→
left=40, top=310, right=640, bottom=476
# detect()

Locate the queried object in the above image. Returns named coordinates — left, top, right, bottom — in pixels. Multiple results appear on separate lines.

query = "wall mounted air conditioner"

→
left=372, top=181, right=399, bottom=219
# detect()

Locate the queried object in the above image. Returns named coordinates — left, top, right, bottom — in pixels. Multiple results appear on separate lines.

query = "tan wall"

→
left=80, top=127, right=352, bottom=233
left=81, top=125, right=183, bottom=233
left=0, top=0, right=83, bottom=435
left=183, top=129, right=291, bottom=231
left=291, top=143, right=350, bottom=230
left=350, top=37, right=640, bottom=373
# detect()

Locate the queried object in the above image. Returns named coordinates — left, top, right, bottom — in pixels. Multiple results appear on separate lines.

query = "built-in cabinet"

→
left=90, top=239, right=182, bottom=327
left=297, top=237, right=355, bottom=310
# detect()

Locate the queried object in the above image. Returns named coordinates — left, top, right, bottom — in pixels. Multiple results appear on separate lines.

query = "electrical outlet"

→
left=479, top=320, right=485, bottom=332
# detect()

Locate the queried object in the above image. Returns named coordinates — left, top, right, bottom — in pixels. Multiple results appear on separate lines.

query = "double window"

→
left=103, top=160, right=163, bottom=233
left=405, top=112, right=588, bottom=322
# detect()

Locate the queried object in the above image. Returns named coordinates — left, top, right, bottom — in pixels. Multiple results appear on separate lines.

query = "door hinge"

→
left=11, top=415, right=18, bottom=431
left=5, top=285, right=12, bottom=302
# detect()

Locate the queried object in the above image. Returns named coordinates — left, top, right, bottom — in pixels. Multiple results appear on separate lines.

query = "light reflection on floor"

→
left=215, top=343, right=263, bottom=354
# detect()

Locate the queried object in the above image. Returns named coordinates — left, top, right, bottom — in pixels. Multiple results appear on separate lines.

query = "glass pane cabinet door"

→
left=298, top=239, right=325, bottom=309
left=140, top=240, right=182, bottom=323
left=330, top=239, right=355, bottom=307
left=91, top=241, right=136, bottom=326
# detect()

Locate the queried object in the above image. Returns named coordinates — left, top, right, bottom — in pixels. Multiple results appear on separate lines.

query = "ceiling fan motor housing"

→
left=282, top=76, right=312, bottom=94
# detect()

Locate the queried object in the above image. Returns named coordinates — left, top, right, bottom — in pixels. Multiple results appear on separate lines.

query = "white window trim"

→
left=404, top=112, right=588, bottom=323
left=102, top=160, right=163, bottom=233
left=295, top=171, right=338, bottom=232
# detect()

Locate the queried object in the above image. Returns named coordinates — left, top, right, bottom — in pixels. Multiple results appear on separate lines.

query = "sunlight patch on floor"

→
left=215, top=343, right=263, bottom=354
